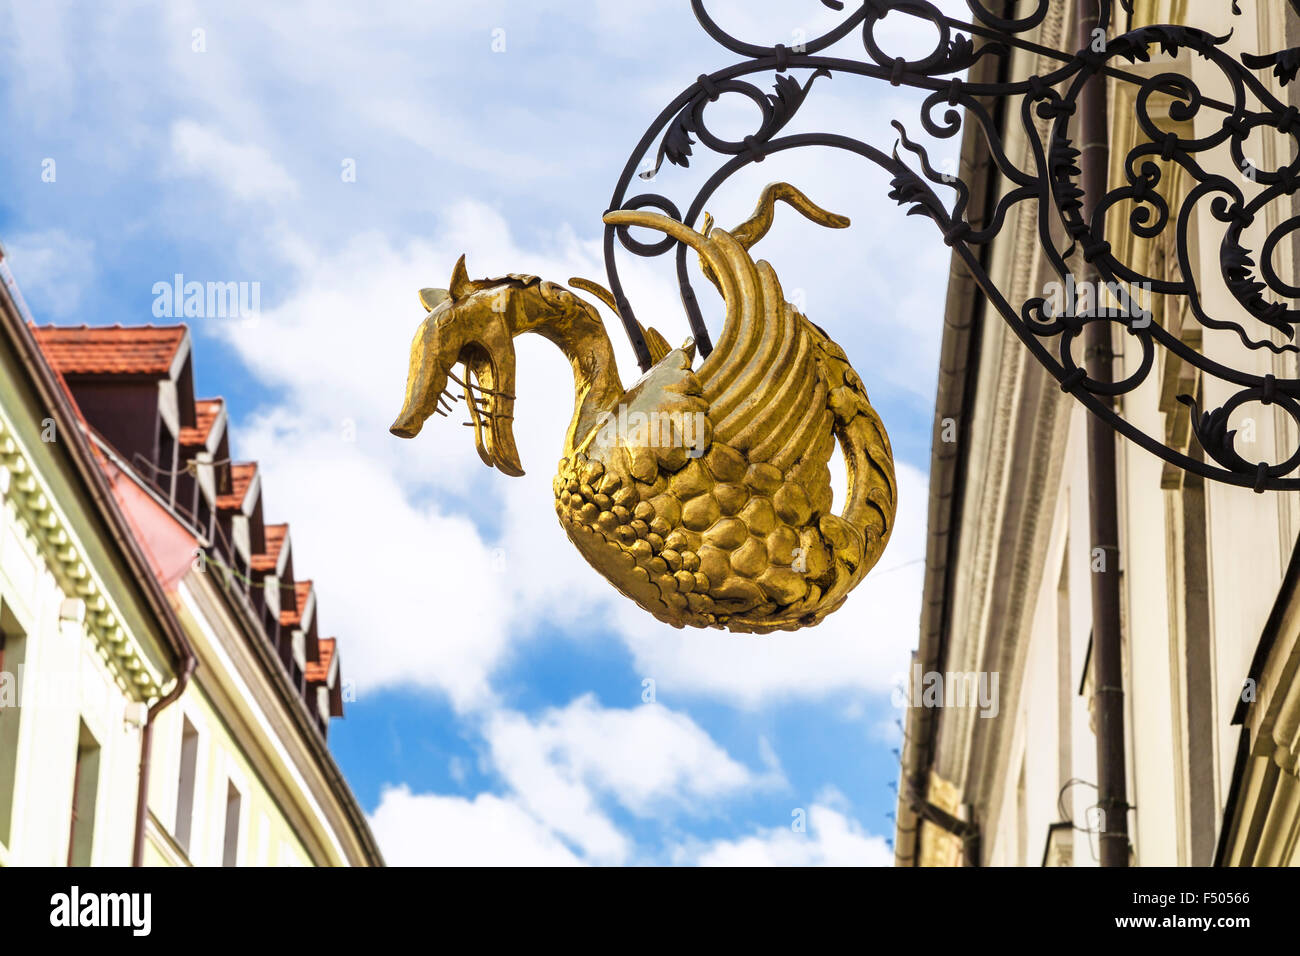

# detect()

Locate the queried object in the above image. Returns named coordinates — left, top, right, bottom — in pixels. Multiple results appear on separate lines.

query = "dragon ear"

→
left=419, top=288, right=450, bottom=312
left=449, top=254, right=472, bottom=299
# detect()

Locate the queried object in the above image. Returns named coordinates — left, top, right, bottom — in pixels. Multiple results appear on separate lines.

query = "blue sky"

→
left=0, top=0, right=964, bottom=864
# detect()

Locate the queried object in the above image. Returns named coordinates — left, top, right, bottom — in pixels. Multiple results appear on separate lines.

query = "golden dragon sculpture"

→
left=391, top=183, right=896, bottom=633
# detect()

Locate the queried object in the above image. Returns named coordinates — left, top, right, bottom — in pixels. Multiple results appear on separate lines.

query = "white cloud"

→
left=677, top=799, right=893, bottom=866
left=372, top=695, right=781, bottom=865
left=168, top=118, right=299, bottom=204
left=487, top=693, right=773, bottom=822
left=1, top=229, right=95, bottom=318
left=484, top=694, right=774, bottom=864
left=233, top=407, right=512, bottom=712
left=448, top=756, right=468, bottom=785
left=368, top=784, right=582, bottom=866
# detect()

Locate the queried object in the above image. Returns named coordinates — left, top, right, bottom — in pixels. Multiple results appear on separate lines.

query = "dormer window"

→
left=156, top=418, right=177, bottom=502
left=195, top=487, right=212, bottom=541
left=30, top=325, right=350, bottom=743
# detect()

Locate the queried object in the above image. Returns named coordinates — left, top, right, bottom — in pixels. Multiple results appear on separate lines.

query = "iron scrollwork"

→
left=602, top=0, right=1300, bottom=491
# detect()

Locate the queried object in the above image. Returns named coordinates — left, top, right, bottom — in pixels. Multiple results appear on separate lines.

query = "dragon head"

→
left=389, top=254, right=584, bottom=477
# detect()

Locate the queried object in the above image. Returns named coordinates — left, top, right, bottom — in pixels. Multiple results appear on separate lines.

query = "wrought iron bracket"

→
left=602, top=0, right=1300, bottom=490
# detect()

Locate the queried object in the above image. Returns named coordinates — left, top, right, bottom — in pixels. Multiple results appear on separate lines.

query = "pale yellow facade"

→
left=137, top=570, right=371, bottom=867
left=896, top=0, right=1300, bottom=866
left=0, top=488, right=155, bottom=867
left=0, top=257, right=380, bottom=868
left=140, top=632, right=314, bottom=868
left=0, top=396, right=172, bottom=867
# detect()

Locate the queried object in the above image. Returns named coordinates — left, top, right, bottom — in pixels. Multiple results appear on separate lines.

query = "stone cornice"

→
left=1221, top=549, right=1300, bottom=864
left=0, top=408, right=165, bottom=700
left=933, top=0, right=1070, bottom=801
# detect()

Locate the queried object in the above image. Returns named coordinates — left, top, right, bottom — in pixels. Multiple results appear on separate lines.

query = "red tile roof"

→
left=280, top=579, right=312, bottom=627
left=28, top=322, right=347, bottom=729
left=31, top=324, right=187, bottom=376
left=218, top=462, right=256, bottom=510
left=252, top=522, right=287, bottom=572
left=179, top=398, right=222, bottom=447
left=306, top=637, right=335, bottom=684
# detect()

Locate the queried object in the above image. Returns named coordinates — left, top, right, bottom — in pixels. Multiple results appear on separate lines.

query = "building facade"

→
left=0, top=253, right=381, bottom=866
left=895, top=0, right=1300, bottom=866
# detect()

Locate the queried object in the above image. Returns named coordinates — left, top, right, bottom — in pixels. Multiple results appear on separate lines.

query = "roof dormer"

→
left=31, top=324, right=193, bottom=487
left=306, top=637, right=343, bottom=734
left=31, top=322, right=351, bottom=743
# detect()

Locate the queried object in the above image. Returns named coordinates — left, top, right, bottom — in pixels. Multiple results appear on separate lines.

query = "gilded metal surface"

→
left=392, top=183, right=896, bottom=632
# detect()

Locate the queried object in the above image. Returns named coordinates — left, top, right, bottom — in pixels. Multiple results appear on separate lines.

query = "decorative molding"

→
left=936, top=1, right=1072, bottom=799
left=0, top=409, right=164, bottom=700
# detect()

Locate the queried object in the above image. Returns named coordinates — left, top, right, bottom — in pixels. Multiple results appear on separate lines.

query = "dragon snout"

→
left=392, top=312, right=455, bottom=440
left=389, top=297, right=522, bottom=477
left=390, top=359, right=451, bottom=440
left=389, top=413, right=424, bottom=440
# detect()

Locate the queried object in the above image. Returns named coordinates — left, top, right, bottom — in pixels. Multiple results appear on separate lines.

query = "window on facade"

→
left=262, top=601, right=279, bottom=648
left=315, top=689, right=330, bottom=736
left=174, top=717, right=200, bottom=855
left=195, top=489, right=213, bottom=540
left=1015, top=757, right=1028, bottom=867
left=174, top=467, right=197, bottom=526
left=67, top=722, right=100, bottom=867
left=1181, top=464, right=1216, bottom=866
left=222, top=781, right=242, bottom=867
left=156, top=420, right=177, bottom=502
left=1055, top=548, right=1073, bottom=800
left=0, top=605, right=26, bottom=849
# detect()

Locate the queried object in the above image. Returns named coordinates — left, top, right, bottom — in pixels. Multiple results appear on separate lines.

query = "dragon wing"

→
left=696, top=227, right=833, bottom=489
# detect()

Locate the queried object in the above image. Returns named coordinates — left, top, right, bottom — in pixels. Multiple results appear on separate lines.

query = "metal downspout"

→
left=132, top=659, right=195, bottom=867
left=1077, top=0, right=1131, bottom=867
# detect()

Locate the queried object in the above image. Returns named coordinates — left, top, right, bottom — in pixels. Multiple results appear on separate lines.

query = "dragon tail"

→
left=811, top=329, right=897, bottom=615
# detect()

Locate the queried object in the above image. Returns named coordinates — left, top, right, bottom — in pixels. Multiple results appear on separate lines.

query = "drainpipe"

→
left=132, top=659, right=195, bottom=866
left=1077, top=0, right=1131, bottom=867
left=903, top=777, right=981, bottom=865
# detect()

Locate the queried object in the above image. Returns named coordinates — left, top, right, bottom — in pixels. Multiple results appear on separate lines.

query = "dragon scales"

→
left=391, top=183, right=897, bottom=633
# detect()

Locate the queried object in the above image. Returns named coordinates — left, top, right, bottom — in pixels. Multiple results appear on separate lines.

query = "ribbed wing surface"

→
left=697, top=230, right=833, bottom=485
